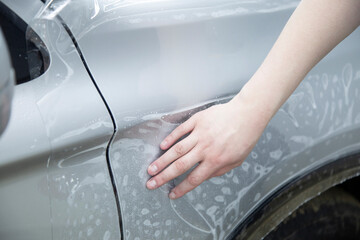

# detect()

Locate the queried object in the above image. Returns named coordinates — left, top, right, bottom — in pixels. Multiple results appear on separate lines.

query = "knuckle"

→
left=187, top=175, right=202, bottom=187
left=210, top=155, right=224, bottom=166
left=212, top=157, right=222, bottom=166
left=174, top=159, right=187, bottom=173
left=197, top=143, right=208, bottom=154
left=173, top=144, right=185, bottom=157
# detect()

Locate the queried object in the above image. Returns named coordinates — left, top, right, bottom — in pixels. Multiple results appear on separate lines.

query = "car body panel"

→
left=53, top=0, right=360, bottom=239
left=0, top=27, right=14, bottom=136
left=0, top=0, right=42, bottom=24
left=59, top=0, right=300, bottom=115
left=0, top=1, right=121, bottom=239
left=234, top=152, right=360, bottom=240
left=1, top=0, right=360, bottom=239
left=51, top=0, right=360, bottom=239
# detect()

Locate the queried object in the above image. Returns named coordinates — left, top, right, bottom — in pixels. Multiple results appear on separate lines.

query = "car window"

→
left=0, top=2, right=49, bottom=85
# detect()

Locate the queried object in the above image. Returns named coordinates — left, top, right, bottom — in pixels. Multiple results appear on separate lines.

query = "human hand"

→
left=146, top=94, right=271, bottom=199
left=146, top=0, right=360, bottom=200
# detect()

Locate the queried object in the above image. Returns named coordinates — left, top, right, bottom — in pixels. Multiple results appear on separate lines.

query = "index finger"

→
left=148, top=135, right=197, bottom=176
left=160, top=116, right=196, bottom=150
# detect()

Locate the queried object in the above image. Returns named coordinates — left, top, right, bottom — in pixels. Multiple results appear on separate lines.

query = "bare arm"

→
left=147, top=0, right=360, bottom=199
left=239, top=0, right=360, bottom=117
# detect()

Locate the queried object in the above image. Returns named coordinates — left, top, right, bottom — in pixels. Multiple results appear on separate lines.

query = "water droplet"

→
left=141, top=208, right=149, bottom=215
left=254, top=193, right=261, bottom=202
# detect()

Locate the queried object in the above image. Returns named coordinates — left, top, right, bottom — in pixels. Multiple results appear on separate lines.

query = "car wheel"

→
left=265, top=187, right=360, bottom=240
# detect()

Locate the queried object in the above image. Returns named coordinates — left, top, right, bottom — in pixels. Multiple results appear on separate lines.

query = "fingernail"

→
left=160, top=140, right=168, bottom=148
left=147, top=179, right=157, bottom=189
left=169, top=192, right=176, bottom=199
left=149, top=164, right=158, bottom=174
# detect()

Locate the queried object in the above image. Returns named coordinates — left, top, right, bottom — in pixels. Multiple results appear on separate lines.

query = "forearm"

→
left=148, top=0, right=360, bottom=199
left=233, top=0, right=360, bottom=123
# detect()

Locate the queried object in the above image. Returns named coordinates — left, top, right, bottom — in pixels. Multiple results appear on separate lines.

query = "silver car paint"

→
left=0, top=27, right=14, bottom=136
left=0, top=1, right=120, bottom=239
left=1, top=0, right=360, bottom=239
left=52, top=0, right=360, bottom=239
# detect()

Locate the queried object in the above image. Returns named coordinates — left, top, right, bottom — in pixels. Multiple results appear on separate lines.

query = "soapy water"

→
left=25, top=8, right=121, bottom=240
left=31, top=1, right=360, bottom=238
left=108, top=62, right=360, bottom=240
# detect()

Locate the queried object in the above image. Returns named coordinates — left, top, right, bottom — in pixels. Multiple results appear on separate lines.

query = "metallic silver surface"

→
left=0, top=1, right=120, bottom=239
left=236, top=152, right=360, bottom=240
left=54, top=0, right=360, bottom=239
left=61, top=0, right=300, bottom=115
left=0, top=0, right=42, bottom=24
left=107, top=53, right=360, bottom=239
left=0, top=27, right=14, bottom=136
left=1, top=0, right=360, bottom=239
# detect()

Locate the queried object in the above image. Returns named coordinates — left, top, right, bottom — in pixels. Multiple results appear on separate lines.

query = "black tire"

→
left=265, top=187, right=360, bottom=240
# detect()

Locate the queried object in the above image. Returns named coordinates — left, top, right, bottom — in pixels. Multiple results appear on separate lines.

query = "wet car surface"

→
left=0, top=0, right=360, bottom=239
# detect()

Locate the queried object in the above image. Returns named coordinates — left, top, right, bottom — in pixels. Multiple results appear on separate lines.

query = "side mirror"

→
left=0, top=28, right=14, bottom=136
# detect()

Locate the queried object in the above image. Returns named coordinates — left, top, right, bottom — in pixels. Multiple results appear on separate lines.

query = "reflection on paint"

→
left=29, top=5, right=121, bottom=240
left=110, top=63, right=360, bottom=240
left=35, top=0, right=360, bottom=239
left=41, top=0, right=300, bottom=39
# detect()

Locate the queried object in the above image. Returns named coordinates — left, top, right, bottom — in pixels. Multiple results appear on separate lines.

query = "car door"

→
left=51, top=0, right=360, bottom=239
left=0, top=1, right=120, bottom=239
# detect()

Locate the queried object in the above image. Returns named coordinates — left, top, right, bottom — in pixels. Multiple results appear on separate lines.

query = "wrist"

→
left=230, top=77, right=281, bottom=127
